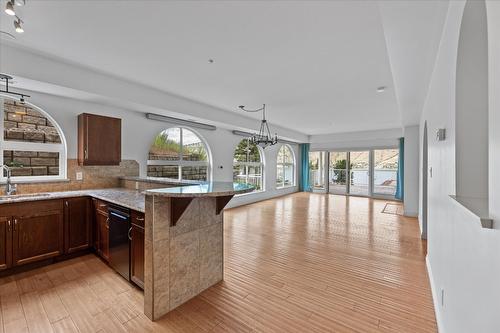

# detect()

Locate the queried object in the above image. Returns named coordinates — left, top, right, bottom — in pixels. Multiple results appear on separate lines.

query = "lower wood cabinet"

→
left=13, top=209, right=64, bottom=266
left=0, top=216, right=12, bottom=270
left=96, top=209, right=110, bottom=262
left=64, top=197, right=91, bottom=254
left=130, top=214, right=145, bottom=289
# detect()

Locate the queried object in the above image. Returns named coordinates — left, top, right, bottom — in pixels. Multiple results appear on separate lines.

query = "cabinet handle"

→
left=84, top=149, right=88, bottom=160
left=13, top=218, right=17, bottom=232
left=65, top=201, right=69, bottom=207
left=105, top=218, right=109, bottom=229
left=135, top=217, right=144, bottom=221
left=99, top=204, right=107, bottom=208
left=7, top=219, right=11, bottom=232
left=128, top=227, right=132, bottom=241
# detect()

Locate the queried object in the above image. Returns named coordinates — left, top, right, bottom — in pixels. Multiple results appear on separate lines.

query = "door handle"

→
left=128, top=227, right=132, bottom=241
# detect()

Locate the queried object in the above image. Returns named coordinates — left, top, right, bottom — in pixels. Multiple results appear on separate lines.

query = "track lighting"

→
left=14, top=18, right=23, bottom=33
left=4, top=1, right=15, bottom=16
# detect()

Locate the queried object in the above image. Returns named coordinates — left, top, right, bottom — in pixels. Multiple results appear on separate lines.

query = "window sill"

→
left=0, top=178, right=71, bottom=185
left=235, top=189, right=264, bottom=197
left=276, top=185, right=295, bottom=190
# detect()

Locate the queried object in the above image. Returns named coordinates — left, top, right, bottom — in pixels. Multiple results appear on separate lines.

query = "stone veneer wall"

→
left=15, top=159, right=139, bottom=194
left=4, top=99, right=62, bottom=144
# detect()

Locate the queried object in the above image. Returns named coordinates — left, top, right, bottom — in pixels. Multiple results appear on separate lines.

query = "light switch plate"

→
left=76, top=171, right=83, bottom=181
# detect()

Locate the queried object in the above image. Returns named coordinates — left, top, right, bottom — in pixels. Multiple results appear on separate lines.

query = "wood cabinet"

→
left=11, top=202, right=64, bottom=267
left=64, top=197, right=91, bottom=254
left=93, top=199, right=110, bottom=262
left=0, top=216, right=12, bottom=270
left=130, top=211, right=145, bottom=289
left=78, top=113, right=121, bottom=166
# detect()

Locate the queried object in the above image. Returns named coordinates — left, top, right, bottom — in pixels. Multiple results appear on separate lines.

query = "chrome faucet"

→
left=1, top=165, right=17, bottom=195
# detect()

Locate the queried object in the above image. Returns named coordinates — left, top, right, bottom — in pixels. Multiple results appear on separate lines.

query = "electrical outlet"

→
left=76, top=172, right=83, bottom=181
left=441, top=288, right=445, bottom=307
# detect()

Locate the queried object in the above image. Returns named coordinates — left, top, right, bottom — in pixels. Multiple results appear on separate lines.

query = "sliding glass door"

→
left=348, top=151, right=370, bottom=196
left=373, top=149, right=399, bottom=196
left=329, top=152, right=348, bottom=194
left=309, top=151, right=327, bottom=191
left=324, top=148, right=399, bottom=198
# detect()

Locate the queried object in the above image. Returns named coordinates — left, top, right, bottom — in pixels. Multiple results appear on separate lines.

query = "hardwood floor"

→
left=0, top=193, right=437, bottom=332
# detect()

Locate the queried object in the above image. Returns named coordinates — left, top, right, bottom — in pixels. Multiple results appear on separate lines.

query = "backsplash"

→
left=15, top=159, right=139, bottom=194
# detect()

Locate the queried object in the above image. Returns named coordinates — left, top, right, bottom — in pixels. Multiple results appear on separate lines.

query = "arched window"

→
left=0, top=96, right=67, bottom=181
left=233, top=139, right=264, bottom=191
left=147, top=127, right=210, bottom=181
left=276, top=145, right=295, bottom=188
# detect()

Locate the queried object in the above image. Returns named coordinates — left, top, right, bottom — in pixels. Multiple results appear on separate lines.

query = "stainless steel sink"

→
left=0, top=193, right=52, bottom=201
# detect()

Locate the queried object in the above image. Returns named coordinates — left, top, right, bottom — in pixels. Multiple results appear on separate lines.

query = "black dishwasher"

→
left=108, top=204, right=131, bottom=281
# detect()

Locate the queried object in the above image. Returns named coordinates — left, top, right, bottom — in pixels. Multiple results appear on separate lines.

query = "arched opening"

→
left=422, top=121, right=428, bottom=240
left=0, top=95, right=67, bottom=181
left=455, top=0, right=489, bottom=200
left=147, top=127, right=211, bottom=181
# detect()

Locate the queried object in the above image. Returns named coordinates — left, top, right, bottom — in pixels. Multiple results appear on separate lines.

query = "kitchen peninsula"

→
left=143, top=182, right=253, bottom=320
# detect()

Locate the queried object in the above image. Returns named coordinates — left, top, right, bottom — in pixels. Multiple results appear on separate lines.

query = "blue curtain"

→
left=299, top=143, right=310, bottom=192
left=395, top=137, right=404, bottom=200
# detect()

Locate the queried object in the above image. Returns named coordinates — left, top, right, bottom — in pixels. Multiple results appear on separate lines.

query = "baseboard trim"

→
left=426, top=255, right=445, bottom=333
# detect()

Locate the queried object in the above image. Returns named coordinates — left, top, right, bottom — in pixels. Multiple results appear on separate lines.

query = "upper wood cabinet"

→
left=78, top=113, right=121, bottom=166
left=64, top=197, right=91, bottom=254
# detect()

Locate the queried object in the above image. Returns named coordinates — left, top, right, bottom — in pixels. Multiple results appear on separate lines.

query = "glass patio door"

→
left=329, top=152, right=348, bottom=194
left=373, top=149, right=399, bottom=196
left=348, top=151, right=370, bottom=196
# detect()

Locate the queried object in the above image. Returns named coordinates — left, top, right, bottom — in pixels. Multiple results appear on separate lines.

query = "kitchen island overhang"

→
left=143, top=182, right=253, bottom=321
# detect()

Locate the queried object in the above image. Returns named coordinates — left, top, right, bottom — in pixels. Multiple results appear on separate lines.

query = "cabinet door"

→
left=64, top=197, right=90, bottom=254
left=0, top=216, right=12, bottom=270
left=96, top=210, right=110, bottom=262
left=78, top=113, right=121, bottom=166
left=130, top=223, right=144, bottom=289
left=13, top=210, right=64, bottom=266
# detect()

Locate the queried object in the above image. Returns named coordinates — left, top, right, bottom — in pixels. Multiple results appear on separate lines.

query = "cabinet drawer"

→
left=131, top=210, right=145, bottom=228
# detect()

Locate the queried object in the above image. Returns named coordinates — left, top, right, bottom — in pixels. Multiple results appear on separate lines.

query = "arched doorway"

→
left=422, top=121, right=428, bottom=240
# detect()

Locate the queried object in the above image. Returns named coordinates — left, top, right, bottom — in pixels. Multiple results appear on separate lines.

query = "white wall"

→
left=310, top=128, right=401, bottom=151
left=487, top=0, right=500, bottom=225
left=403, top=125, right=419, bottom=217
left=419, top=1, right=500, bottom=332
left=22, top=90, right=299, bottom=208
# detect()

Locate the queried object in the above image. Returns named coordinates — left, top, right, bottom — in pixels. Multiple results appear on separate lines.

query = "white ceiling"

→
left=0, top=0, right=448, bottom=136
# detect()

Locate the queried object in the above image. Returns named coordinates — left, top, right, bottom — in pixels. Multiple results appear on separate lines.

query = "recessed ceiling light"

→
left=208, top=59, right=214, bottom=64
left=377, top=86, right=386, bottom=93
left=5, top=1, right=15, bottom=16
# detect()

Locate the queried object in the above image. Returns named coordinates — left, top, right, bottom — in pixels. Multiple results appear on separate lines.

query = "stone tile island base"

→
left=143, top=195, right=225, bottom=320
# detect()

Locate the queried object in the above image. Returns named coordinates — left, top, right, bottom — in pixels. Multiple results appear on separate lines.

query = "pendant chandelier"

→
left=238, top=104, right=278, bottom=148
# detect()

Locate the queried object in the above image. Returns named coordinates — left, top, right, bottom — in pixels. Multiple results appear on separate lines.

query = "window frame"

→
left=0, top=96, right=67, bottom=183
left=233, top=139, right=265, bottom=193
left=276, top=144, right=296, bottom=189
left=147, top=126, right=211, bottom=182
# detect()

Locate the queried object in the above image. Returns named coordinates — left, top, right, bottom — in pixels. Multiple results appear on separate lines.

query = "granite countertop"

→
left=146, top=182, right=254, bottom=198
left=120, top=176, right=200, bottom=186
left=0, top=188, right=146, bottom=212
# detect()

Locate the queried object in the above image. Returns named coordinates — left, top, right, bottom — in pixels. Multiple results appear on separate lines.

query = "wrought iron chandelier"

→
left=238, top=104, right=278, bottom=148
left=0, top=74, right=30, bottom=103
